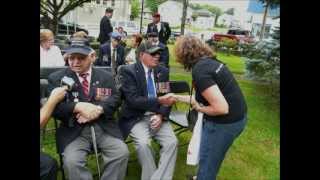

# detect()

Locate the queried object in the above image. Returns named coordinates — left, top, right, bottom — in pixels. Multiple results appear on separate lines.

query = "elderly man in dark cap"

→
left=147, top=32, right=170, bottom=69
left=48, top=38, right=129, bottom=180
left=95, top=32, right=125, bottom=77
left=147, top=12, right=171, bottom=45
left=118, top=41, right=178, bottom=180
left=98, top=7, right=114, bottom=44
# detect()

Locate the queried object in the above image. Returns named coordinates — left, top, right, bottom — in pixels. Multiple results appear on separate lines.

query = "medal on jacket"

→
left=157, top=81, right=170, bottom=94
left=95, top=88, right=112, bottom=101
left=103, top=55, right=108, bottom=62
left=72, top=91, right=79, bottom=102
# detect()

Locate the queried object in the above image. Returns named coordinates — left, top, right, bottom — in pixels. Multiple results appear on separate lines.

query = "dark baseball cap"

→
left=64, top=38, right=92, bottom=56
left=109, top=31, right=122, bottom=41
left=137, top=41, right=163, bottom=55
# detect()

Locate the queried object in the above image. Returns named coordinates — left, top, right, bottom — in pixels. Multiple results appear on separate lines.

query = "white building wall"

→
left=158, top=1, right=193, bottom=27
left=61, top=0, right=131, bottom=37
left=249, top=12, right=279, bottom=38
left=192, top=16, right=214, bottom=29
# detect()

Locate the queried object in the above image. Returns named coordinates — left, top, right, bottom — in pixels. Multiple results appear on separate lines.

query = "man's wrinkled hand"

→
left=74, top=102, right=103, bottom=121
left=76, top=114, right=90, bottom=124
left=150, top=114, right=163, bottom=130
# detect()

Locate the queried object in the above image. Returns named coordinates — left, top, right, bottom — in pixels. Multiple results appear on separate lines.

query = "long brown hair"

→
left=174, top=35, right=215, bottom=71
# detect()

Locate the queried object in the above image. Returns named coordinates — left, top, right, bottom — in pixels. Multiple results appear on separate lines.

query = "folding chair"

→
left=169, top=81, right=191, bottom=136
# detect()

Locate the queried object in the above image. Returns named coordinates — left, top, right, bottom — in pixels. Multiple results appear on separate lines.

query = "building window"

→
left=111, top=0, right=115, bottom=6
left=96, top=0, right=100, bottom=4
left=103, top=0, right=108, bottom=5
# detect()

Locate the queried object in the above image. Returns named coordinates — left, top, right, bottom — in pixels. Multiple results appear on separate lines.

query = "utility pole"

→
left=181, top=0, right=188, bottom=35
left=140, top=0, right=144, bottom=34
left=260, top=0, right=270, bottom=41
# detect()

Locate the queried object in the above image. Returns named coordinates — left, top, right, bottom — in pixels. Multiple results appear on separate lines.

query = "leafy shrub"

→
left=242, top=39, right=280, bottom=96
left=213, top=37, right=238, bottom=55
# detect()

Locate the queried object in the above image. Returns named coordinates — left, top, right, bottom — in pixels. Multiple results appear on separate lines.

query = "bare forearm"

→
left=40, top=97, right=59, bottom=128
left=197, top=104, right=229, bottom=116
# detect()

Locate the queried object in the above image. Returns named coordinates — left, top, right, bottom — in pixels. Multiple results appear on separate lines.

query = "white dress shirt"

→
left=125, top=48, right=137, bottom=64
left=142, top=63, right=157, bottom=115
left=142, top=63, right=157, bottom=95
left=40, top=45, right=65, bottom=67
left=156, top=22, right=161, bottom=33
left=110, top=43, right=117, bottom=67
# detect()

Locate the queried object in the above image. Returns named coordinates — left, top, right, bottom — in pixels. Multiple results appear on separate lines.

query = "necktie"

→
left=80, top=73, right=89, bottom=97
left=147, top=69, right=156, bottom=98
left=111, top=48, right=117, bottom=76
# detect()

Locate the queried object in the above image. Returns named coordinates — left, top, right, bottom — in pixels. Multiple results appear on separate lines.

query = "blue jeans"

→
left=197, top=115, right=247, bottom=180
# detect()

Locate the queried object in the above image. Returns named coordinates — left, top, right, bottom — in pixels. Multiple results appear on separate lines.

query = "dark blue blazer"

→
left=158, top=42, right=170, bottom=68
left=95, top=42, right=125, bottom=71
left=118, top=62, right=171, bottom=138
left=98, top=16, right=113, bottom=44
left=48, top=67, right=123, bottom=153
left=147, top=22, right=171, bottom=44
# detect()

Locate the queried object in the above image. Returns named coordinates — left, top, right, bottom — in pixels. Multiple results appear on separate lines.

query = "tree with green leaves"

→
left=189, top=3, right=202, bottom=10
left=191, top=12, right=198, bottom=21
left=225, top=8, right=234, bottom=16
left=145, top=0, right=167, bottom=13
left=258, top=0, right=279, bottom=40
left=130, top=0, right=140, bottom=20
left=201, top=4, right=223, bottom=27
left=40, top=0, right=91, bottom=34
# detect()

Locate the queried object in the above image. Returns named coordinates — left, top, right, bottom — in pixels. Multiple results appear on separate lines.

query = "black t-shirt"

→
left=192, top=57, right=247, bottom=123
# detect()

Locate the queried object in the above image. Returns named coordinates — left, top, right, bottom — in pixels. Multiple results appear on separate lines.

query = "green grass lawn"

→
left=41, top=44, right=279, bottom=180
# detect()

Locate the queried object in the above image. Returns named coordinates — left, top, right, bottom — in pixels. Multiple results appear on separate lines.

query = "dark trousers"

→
left=40, top=152, right=58, bottom=180
left=197, top=115, right=247, bottom=180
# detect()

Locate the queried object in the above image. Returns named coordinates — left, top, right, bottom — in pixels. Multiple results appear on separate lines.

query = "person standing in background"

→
left=147, top=13, right=171, bottom=45
left=98, top=7, right=114, bottom=45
